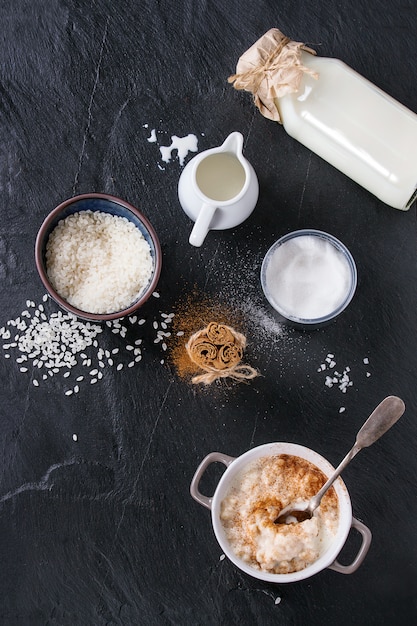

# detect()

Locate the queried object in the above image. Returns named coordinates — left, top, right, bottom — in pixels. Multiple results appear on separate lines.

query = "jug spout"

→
left=220, top=131, right=244, bottom=156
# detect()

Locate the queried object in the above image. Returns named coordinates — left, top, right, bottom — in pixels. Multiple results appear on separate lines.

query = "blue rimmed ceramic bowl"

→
left=35, top=193, right=162, bottom=322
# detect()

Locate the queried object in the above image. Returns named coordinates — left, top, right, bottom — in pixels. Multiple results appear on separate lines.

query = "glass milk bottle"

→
left=229, top=29, right=417, bottom=210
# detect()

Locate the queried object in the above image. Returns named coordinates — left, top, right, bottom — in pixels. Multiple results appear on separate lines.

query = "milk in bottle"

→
left=229, top=29, right=417, bottom=210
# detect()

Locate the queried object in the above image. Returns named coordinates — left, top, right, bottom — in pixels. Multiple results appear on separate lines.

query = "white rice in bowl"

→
left=45, top=210, right=154, bottom=314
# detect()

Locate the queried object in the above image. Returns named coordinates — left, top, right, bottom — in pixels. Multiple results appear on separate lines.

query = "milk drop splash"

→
left=147, top=129, right=157, bottom=143
left=159, top=134, right=198, bottom=166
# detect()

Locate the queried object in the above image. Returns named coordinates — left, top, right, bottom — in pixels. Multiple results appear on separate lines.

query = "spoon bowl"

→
left=275, top=395, right=405, bottom=525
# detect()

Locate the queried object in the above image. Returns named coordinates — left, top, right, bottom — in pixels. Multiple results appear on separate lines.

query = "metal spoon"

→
left=275, top=396, right=405, bottom=525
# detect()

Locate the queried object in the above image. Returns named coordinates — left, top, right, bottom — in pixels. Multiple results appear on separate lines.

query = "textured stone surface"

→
left=0, top=1, right=416, bottom=624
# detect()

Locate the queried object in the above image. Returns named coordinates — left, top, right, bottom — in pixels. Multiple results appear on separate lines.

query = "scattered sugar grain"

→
left=72, top=434, right=78, bottom=442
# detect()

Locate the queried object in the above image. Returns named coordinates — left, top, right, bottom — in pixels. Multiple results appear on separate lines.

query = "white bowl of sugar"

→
left=260, top=229, right=357, bottom=328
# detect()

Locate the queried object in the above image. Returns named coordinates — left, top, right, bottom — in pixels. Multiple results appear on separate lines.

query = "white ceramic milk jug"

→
left=229, top=29, right=417, bottom=210
left=178, top=132, right=259, bottom=246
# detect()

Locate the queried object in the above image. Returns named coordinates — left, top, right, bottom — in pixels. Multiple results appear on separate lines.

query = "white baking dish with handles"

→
left=190, top=442, right=372, bottom=583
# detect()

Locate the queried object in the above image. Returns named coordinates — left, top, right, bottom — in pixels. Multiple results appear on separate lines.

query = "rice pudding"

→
left=220, top=454, right=339, bottom=574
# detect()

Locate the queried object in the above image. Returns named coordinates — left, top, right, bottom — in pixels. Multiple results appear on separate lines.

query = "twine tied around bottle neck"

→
left=228, top=28, right=318, bottom=123
left=185, top=322, right=259, bottom=385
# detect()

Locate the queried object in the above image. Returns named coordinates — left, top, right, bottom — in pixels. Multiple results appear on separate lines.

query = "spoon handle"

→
left=309, top=396, right=405, bottom=512
left=309, top=445, right=359, bottom=511
left=355, top=395, right=405, bottom=448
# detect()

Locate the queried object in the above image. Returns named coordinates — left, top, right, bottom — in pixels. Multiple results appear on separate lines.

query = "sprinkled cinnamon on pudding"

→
left=220, top=454, right=339, bottom=574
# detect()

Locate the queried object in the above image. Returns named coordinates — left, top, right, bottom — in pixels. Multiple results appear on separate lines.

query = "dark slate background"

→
left=1, top=1, right=416, bottom=624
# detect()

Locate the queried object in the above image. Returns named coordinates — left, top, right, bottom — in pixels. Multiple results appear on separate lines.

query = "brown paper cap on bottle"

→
left=228, top=28, right=318, bottom=123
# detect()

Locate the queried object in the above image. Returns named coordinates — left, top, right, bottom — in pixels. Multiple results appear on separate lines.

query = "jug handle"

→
left=189, top=203, right=217, bottom=247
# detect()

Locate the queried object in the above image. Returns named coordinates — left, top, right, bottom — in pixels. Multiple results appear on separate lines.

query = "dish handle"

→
left=190, top=452, right=235, bottom=510
left=328, top=517, right=372, bottom=574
